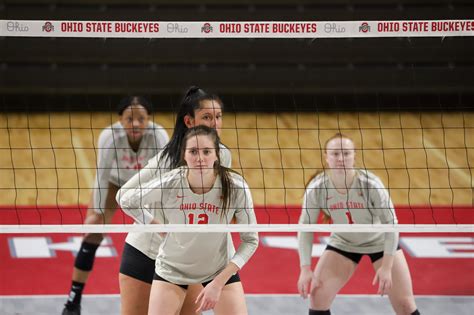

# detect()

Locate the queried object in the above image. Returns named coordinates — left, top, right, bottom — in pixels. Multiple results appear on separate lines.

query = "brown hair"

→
left=180, top=125, right=235, bottom=220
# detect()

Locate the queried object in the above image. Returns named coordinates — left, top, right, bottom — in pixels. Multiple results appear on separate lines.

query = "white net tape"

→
left=1, top=224, right=473, bottom=234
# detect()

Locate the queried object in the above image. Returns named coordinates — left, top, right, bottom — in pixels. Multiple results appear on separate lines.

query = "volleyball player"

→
left=62, top=96, right=169, bottom=315
left=117, top=125, right=258, bottom=315
left=118, top=87, right=232, bottom=315
left=297, top=133, right=419, bottom=315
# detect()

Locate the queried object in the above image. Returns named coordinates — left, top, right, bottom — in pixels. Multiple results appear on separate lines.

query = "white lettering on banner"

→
left=261, top=236, right=474, bottom=258
left=8, top=236, right=117, bottom=258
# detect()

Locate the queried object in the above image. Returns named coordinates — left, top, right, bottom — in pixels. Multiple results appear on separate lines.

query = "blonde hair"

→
left=323, top=133, right=354, bottom=154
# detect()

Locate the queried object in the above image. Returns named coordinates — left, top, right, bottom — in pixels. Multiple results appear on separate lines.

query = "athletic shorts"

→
left=153, top=272, right=241, bottom=290
left=326, top=245, right=401, bottom=264
left=120, top=242, right=155, bottom=284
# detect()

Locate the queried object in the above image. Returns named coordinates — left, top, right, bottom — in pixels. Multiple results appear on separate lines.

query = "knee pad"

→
left=74, top=241, right=100, bottom=271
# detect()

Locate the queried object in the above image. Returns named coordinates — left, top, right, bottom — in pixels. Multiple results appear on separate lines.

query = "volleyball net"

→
left=0, top=19, right=473, bottom=234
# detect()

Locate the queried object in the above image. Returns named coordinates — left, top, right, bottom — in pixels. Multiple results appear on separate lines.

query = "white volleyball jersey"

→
left=298, top=170, right=399, bottom=266
left=92, top=121, right=169, bottom=214
left=123, top=144, right=232, bottom=259
left=118, top=167, right=258, bottom=284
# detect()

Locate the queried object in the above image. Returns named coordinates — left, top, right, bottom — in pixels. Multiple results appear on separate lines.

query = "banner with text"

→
left=1, top=20, right=473, bottom=38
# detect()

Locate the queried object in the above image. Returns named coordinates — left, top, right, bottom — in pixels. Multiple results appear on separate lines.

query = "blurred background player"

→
left=62, top=96, right=169, bottom=315
left=297, top=133, right=419, bottom=315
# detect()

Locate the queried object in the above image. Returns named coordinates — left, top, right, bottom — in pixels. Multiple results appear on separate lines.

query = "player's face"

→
left=120, top=105, right=149, bottom=142
left=325, top=137, right=355, bottom=170
left=184, top=134, right=218, bottom=176
left=186, top=100, right=223, bottom=136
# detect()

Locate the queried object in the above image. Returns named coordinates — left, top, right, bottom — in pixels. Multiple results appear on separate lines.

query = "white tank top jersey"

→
left=123, top=144, right=232, bottom=259
left=298, top=170, right=399, bottom=267
left=92, top=121, right=169, bottom=214
left=118, top=167, right=258, bottom=284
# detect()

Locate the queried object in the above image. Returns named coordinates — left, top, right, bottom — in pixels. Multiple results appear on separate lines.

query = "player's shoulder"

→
left=147, top=150, right=165, bottom=166
left=153, top=167, right=184, bottom=187
left=219, top=142, right=229, bottom=151
left=357, top=169, right=385, bottom=188
left=218, top=143, right=231, bottom=155
left=228, top=171, right=249, bottom=189
left=218, top=143, right=232, bottom=167
left=306, top=172, right=328, bottom=190
left=146, top=168, right=185, bottom=203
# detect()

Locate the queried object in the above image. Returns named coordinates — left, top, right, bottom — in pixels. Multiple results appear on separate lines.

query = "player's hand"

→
left=195, top=280, right=223, bottom=312
left=297, top=266, right=313, bottom=299
left=372, top=266, right=392, bottom=296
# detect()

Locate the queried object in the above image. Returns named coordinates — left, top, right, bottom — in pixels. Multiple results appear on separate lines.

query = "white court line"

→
left=423, top=135, right=473, bottom=187
left=72, top=134, right=95, bottom=187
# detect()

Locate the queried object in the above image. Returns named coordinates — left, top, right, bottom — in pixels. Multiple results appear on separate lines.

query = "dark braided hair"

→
left=116, top=96, right=152, bottom=115
left=160, top=86, right=223, bottom=169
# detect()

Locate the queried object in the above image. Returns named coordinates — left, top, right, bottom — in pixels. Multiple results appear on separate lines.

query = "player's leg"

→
left=72, top=183, right=119, bottom=281
left=119, top=243, right=155, bottom=315
left=309, top=248, right=358, bottom=314
left=372, top=250, right=419, bottom=315
left=63, top=183, right=119, bottom=314
left=148, top=279, right=187, bottom=315
left=120, top=275, right=152, bottom=315
left=213, top=281, right=247, bottom=315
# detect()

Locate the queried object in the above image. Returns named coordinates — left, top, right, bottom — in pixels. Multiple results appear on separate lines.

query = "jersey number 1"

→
left=188, top=213, right=209, bottom=224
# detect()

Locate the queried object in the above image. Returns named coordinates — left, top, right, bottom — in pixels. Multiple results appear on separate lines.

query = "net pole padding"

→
left=0, top=224, right=472, bottom=234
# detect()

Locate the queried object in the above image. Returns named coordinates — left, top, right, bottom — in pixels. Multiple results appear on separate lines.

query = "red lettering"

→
left=61, top=22, right=83, bottom=32
left=219, top=23, right=241, bottom=33
left=199, top=202, right=219, bottom=215
left=430, top=21, right=471, bottom=32
left=402, top=21, right=428, bottom=32
left=187, top=213, right=209, bottom=224
left=272, top=23, right=316, bottom=33
left=244, top=23, right=270, bottom=33
left=377, top=22, right=399, bottom=32
left=114, top=22, right=159, bottom=33
left=180, top=203, right=197, bottom=210
left=85, top=22, right=112, bottom=33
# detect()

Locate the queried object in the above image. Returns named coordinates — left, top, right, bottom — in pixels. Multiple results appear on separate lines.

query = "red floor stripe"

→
left=1, top=205, right=473, bottom=295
